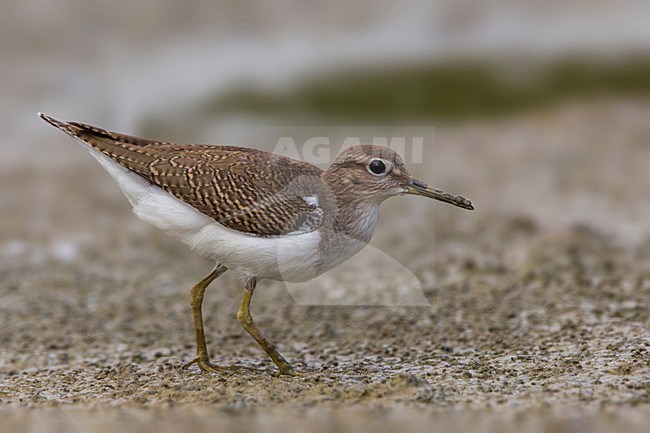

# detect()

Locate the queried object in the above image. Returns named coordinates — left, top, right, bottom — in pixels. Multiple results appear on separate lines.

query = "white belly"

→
left=84, top=146, right=325, bottom=282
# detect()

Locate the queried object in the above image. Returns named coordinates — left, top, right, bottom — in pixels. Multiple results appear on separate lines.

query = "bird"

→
left=39, top=113, right=474, bottom=376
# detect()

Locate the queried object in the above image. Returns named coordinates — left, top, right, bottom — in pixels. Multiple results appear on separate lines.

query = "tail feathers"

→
left=38, top=112, right=161, bottom=178
left=39, top=112, right=77, bottom=135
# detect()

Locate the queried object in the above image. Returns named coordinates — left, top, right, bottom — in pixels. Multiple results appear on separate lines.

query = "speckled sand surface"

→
left=1, top=101, right=649, bottom=431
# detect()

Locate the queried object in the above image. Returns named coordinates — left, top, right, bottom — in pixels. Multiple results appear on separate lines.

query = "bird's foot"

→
left=182, top=356, right=244, bottom=373
left=273, top=363, right=299, bottom=377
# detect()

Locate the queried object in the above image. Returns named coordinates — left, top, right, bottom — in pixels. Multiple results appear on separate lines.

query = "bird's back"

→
left=40, top=114, right=325, bottom=237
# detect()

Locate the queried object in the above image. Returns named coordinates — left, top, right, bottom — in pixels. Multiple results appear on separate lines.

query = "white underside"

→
left=83, top=146, right=326, bottom=282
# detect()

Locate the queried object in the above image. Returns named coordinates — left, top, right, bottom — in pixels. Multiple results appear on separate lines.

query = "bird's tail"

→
left=38, top=112, right=160, bottom=178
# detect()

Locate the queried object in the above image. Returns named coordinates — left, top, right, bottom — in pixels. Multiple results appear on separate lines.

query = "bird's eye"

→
left=368, top=159, right=387, bottom=175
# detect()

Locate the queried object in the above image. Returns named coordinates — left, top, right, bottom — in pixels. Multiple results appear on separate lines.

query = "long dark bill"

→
left=406, top=179, right=474, bottom=210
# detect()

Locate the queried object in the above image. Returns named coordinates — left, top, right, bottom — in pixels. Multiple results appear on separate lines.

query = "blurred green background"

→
left=2, top=0, right=649, bottom=158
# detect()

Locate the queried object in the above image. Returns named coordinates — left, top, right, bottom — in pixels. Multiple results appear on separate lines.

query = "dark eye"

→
left=368, top=159, right=387, bottom=175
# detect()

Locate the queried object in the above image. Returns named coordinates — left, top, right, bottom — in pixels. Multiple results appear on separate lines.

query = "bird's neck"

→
left=321, top=172, right=382, bottom=244
left=334, top=200, right=380, bottom=245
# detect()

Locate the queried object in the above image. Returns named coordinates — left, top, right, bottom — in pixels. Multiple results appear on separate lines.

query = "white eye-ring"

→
left=367, top=159, right=389, bottom=176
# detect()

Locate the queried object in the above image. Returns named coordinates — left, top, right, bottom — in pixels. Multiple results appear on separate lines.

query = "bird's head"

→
left=324, top=145, right=474, bottom=210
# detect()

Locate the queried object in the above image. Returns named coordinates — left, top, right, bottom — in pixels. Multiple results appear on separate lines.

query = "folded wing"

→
left=40, top=114, right=325, bottom=236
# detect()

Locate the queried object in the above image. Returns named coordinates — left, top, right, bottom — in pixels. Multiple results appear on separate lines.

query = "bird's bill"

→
left=405, top=179, right=474, bottom=210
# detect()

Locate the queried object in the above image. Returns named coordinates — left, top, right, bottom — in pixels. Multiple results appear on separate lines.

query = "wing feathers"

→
left=40, top=114, right=325, bottom=236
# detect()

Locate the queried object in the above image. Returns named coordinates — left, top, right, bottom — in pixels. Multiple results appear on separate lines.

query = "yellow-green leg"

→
left=237, top=277, right=297, bottom=376
left=182, top=264, right=229, bottom=372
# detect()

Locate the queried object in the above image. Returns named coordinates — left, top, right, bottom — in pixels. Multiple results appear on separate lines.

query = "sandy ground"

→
left=1, top=100, right=649, bottom=431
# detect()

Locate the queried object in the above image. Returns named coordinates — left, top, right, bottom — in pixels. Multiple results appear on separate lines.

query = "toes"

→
left=182, top=357, right=199, bottom=370
left=198, top=361, right=223, bottom=373
left=274, top=366, right=299, bottom=377
left=184, top=357, right=286, bottom=375
left=182, top=356, right=221, bottom=372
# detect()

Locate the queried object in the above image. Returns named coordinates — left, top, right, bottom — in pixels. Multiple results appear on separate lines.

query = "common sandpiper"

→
left=39, top=113, right=473, bottom=376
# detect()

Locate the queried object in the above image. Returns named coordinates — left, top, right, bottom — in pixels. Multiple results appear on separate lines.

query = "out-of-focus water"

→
left=2, top=0, right=650, bottom=167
